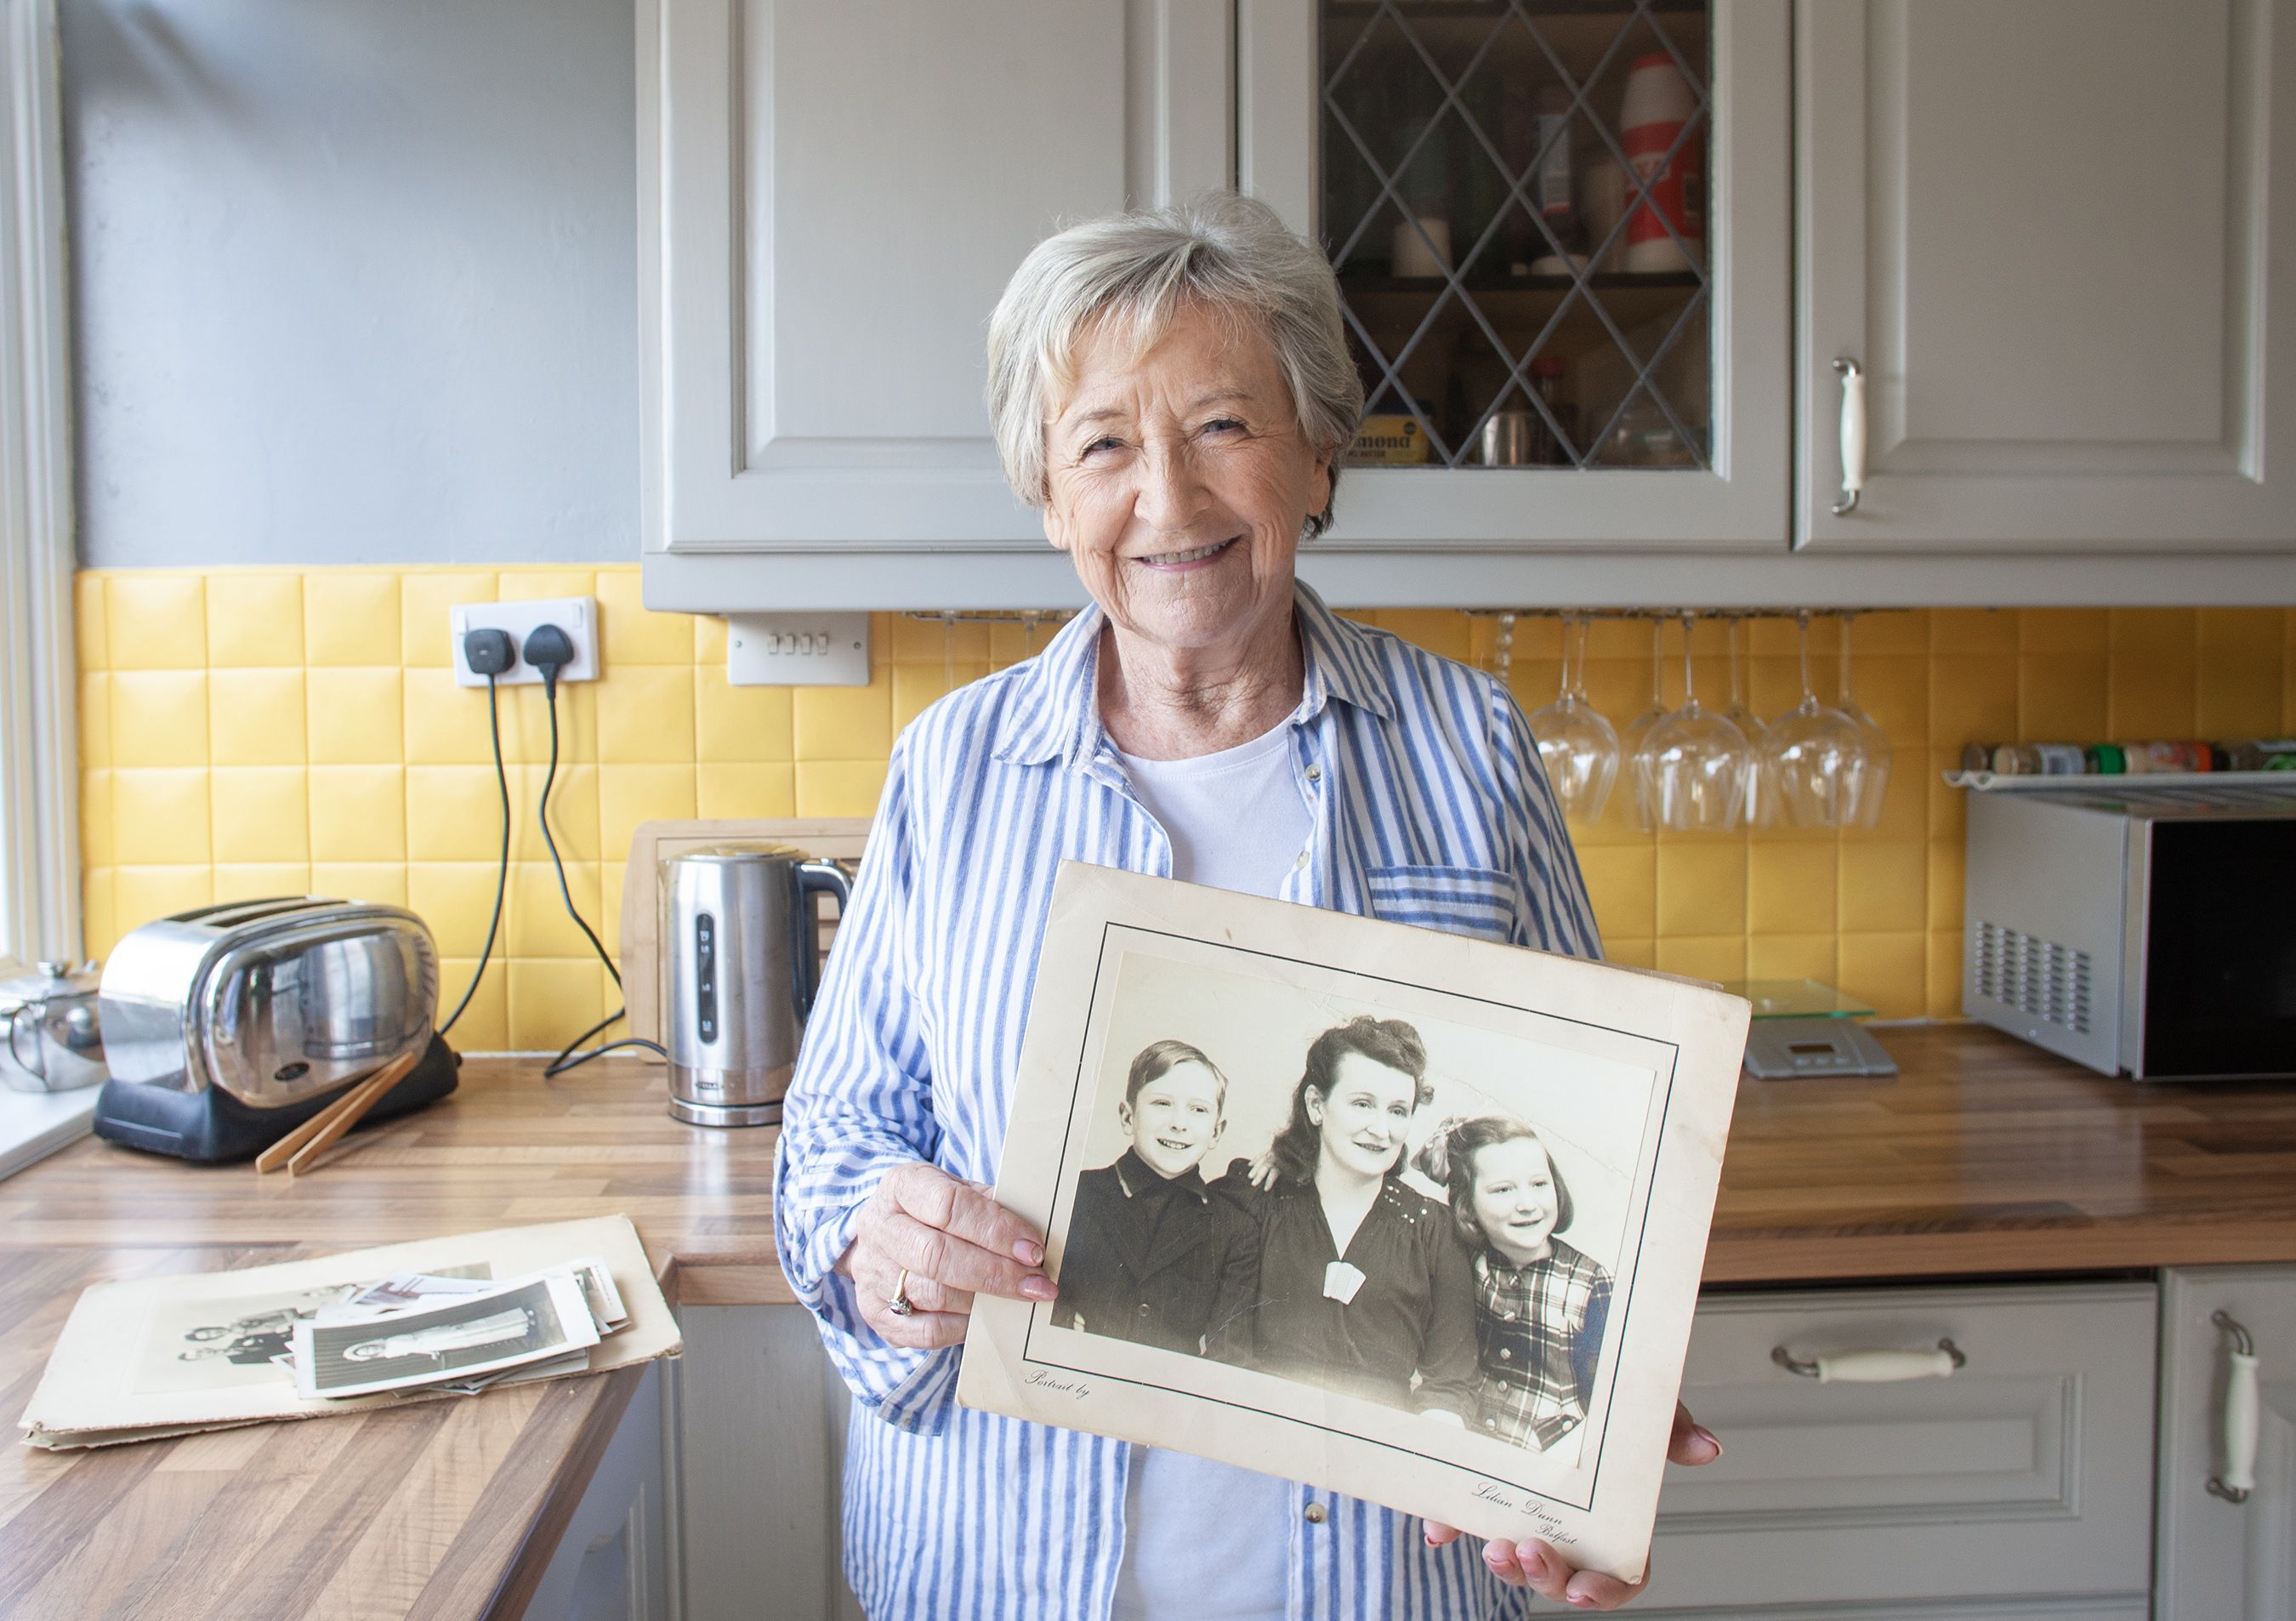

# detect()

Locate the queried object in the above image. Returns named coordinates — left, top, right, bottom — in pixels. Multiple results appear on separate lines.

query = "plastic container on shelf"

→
left=1618, top=53, right=1704, bottom=272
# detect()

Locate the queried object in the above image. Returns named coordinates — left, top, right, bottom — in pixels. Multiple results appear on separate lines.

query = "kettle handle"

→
left=792, top=861, right=851, bottom=1021
left=7, top=1006, right=45, bottom=1082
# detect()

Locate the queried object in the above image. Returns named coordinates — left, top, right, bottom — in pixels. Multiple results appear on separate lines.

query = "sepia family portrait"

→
left=1054, top=1012, right=1617, bottom=1462
left=962, top=864, right=1747, bottom=1578
left=1042, top=941, right=1645, bottom=1473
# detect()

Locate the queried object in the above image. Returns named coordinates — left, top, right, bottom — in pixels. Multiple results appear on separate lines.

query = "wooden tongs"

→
left=252, top=1048, right=422, bottom=1176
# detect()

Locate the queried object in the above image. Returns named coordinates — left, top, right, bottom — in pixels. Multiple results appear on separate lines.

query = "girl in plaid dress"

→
left=1415, top=1118, right=1612, bottom=1452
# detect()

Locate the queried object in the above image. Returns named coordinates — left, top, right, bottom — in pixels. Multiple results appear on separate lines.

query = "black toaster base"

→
left=92, top=1033, right=462, bottom=1163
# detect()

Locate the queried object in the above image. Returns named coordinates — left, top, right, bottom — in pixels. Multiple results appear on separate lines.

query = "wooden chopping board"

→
left=617, top=818, right=870, bottom=1047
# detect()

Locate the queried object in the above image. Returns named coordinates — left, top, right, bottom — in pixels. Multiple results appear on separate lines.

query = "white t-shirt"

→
left=1109, top=719, right=1312, bottom=1621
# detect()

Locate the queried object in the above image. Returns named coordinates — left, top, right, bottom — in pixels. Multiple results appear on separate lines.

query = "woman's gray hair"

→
left=986, top=192, right=1364, bottom=538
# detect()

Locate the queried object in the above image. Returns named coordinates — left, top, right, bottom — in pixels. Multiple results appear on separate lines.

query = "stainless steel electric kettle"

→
left=660, top=845, right=850, bottom=1126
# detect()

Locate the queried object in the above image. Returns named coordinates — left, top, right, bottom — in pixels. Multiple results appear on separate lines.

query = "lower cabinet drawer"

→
left=1637, top=1281, right=2157, bottom=1614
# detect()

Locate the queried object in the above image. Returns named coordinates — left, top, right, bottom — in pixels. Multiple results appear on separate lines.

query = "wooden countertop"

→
left=3, top=1026, right=2292, bottom=1618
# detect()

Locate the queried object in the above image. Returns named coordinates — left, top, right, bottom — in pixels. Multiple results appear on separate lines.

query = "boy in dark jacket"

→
left=1052, top=1039, right=1258, bottom=1356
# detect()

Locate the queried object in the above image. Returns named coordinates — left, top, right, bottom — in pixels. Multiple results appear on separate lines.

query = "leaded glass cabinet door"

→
left=1239, top=0, right=1788, bottom=559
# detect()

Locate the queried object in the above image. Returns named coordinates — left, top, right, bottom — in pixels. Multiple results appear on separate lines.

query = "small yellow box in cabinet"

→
left=1344, top=415, right=1430, bottom=465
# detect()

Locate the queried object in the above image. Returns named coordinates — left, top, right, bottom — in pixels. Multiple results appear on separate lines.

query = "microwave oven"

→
left=1963, top=783, right=2296, bottom=1080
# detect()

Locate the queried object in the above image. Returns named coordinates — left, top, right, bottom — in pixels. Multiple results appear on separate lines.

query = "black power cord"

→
left=439, top=631, right=516, bottom=1038
left=521, top=624, right=668, bottom=1077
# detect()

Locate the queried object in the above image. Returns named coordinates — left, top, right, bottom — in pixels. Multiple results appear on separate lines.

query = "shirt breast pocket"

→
left=1363, top=864, right=1519, bottom=945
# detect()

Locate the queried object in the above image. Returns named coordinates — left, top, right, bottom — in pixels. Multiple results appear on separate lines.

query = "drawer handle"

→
left=2208, top=1311, right=2259, bottom=1504
left=1831, top=357, right=1866, bottom=515
left=1771, top=1338, right=1964, bottom=1383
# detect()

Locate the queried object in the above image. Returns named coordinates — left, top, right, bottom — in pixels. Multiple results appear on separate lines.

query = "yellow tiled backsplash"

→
left=75, top=567, right=2296, bottom=1050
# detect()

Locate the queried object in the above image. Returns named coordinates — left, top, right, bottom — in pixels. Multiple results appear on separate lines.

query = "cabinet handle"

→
left=1771, top=1337, right=1964, bottom=1383
left=2208, top=1310, right=2259, bottom=1504
left=1832, top=357, right=1866, bottom=515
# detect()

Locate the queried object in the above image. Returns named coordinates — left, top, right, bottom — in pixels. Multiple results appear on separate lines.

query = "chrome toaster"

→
left=94, top=898, right=460, bottom=1161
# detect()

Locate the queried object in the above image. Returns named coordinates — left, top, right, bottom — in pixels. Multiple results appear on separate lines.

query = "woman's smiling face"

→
left=1469, top=1136, right=1560, bottom=1266
left=1040, top=300, right=1329, bottom=657
left=1307, top=1050, right=1418, bottom=1180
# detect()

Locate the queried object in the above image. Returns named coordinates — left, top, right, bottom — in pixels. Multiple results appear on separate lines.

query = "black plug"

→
left=523, top=623, right=575, bottom=698
left=463, top=628, right=516, bottom=678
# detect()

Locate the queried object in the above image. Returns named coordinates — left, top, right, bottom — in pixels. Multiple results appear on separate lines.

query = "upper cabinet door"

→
left=1236, top=0, right=1790, bottom=557
left=640, top=0, right=1230, bottom=608
left=1799, top=0, right=2296, bottom=550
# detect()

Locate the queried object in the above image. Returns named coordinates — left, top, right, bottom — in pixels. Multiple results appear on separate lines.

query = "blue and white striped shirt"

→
left=775, top=583, right=1602, bottom=1620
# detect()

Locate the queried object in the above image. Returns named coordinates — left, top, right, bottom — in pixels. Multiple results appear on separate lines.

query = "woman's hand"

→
left=833, top=1163, right=1054, bottom=1349
left=1423, top=1402, right=1721, bottom=1610
left=1247, top=1146, right=1280, bottom=1191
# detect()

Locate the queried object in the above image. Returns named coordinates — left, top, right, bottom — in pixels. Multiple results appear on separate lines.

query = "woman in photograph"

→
left=1417, top=1117, right=1612, bottom=1451
left=773, top=191, right=1718, bottom=1619
left=1213, top=1016, right=1480, bottom=1419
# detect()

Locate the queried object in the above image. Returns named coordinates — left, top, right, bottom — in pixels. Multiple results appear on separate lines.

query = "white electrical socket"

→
left=725, top=612, right=871, bottom=686
left=449, top=597, right=601, bottom=687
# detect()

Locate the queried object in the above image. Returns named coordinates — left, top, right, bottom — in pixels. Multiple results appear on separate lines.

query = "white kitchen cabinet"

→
left=639, top=0, right=1231, bottom=612
left=1797, top=0, right=2296, bottom=552
left=672, top=1305, right=861, bottom=1621
left=525, top=1362, right=671, bottom=1621
left=1640, top=1282, right=2157, bottom=1617
left=2157, top=1266, right=2296, bottom=1621
left=639, top=0, right=2296, bottom=610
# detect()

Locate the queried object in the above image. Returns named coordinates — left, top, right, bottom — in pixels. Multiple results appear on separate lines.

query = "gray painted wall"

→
left=61, top=0, right=637, bottom=568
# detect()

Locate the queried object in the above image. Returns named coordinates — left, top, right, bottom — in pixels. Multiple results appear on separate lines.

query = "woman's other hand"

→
left=1423, top=1402, right=1721, bottom=1609
left=834, top=1163, right=1054, bottom=1349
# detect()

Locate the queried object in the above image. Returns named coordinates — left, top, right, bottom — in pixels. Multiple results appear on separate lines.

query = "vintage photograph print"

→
left=293, top=1273, right=597, bottom=1399
left=961, top=864, right=1748, bottom=1584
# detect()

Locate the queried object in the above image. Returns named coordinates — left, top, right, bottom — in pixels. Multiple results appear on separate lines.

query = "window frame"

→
left=1, top=0, right=80, bottom=975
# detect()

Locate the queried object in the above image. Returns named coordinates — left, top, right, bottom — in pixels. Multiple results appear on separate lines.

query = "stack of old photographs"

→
left=20, top=1214, right=681, bottom=1450
left=284, top=1258, right=628, bottom=1402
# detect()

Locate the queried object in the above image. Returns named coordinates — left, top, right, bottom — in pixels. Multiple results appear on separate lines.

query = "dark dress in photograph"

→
left=1052, top=1149, right=1259, bottom=1356
left=1213, top=1169, right=1480, bottom=1417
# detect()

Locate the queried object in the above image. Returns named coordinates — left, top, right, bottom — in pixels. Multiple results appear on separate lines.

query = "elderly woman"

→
left=774, top=192, right=1719, bottom=1620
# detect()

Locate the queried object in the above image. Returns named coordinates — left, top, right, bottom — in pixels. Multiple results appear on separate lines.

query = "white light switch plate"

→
left=725, top=612, right=871, bottom=686
left=449, top=596, right=600, bottom=686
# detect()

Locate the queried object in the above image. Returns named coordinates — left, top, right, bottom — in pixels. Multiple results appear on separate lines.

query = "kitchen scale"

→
left=1724, top=979, right=1899, bottom=1079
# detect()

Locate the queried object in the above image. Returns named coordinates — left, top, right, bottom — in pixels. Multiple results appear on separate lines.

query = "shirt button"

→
left=1303, top=1503, right=1327, bottom=1524
left=1137, top=1303, right=1153, bottom=1317
left=1294, top=850, right=1309, bottom=870
left=1499, top=1349, right=1512, bottom=1361
left=1305, top=763, right=1322, bottom=782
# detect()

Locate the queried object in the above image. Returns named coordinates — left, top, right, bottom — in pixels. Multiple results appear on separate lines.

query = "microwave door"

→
left=2138, top=818, right=2296, bottom=1079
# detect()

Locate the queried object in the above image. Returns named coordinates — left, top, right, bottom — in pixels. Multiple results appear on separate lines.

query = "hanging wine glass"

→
left=1760, top=611, right=1873, bottom=827
left=1526, top=614, right=1621, bottom=821
left=1836, top=612, right=1892, bottom=828
left=1620, top=616, right=1672, bottom=830
left=1718, top=614, right=1776, bottom=828
left=1634, top=612, right=1755, bottom=832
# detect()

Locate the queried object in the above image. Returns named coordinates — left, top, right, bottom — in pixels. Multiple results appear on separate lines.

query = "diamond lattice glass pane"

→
left=1321, top=0, right=1713, bottom=474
